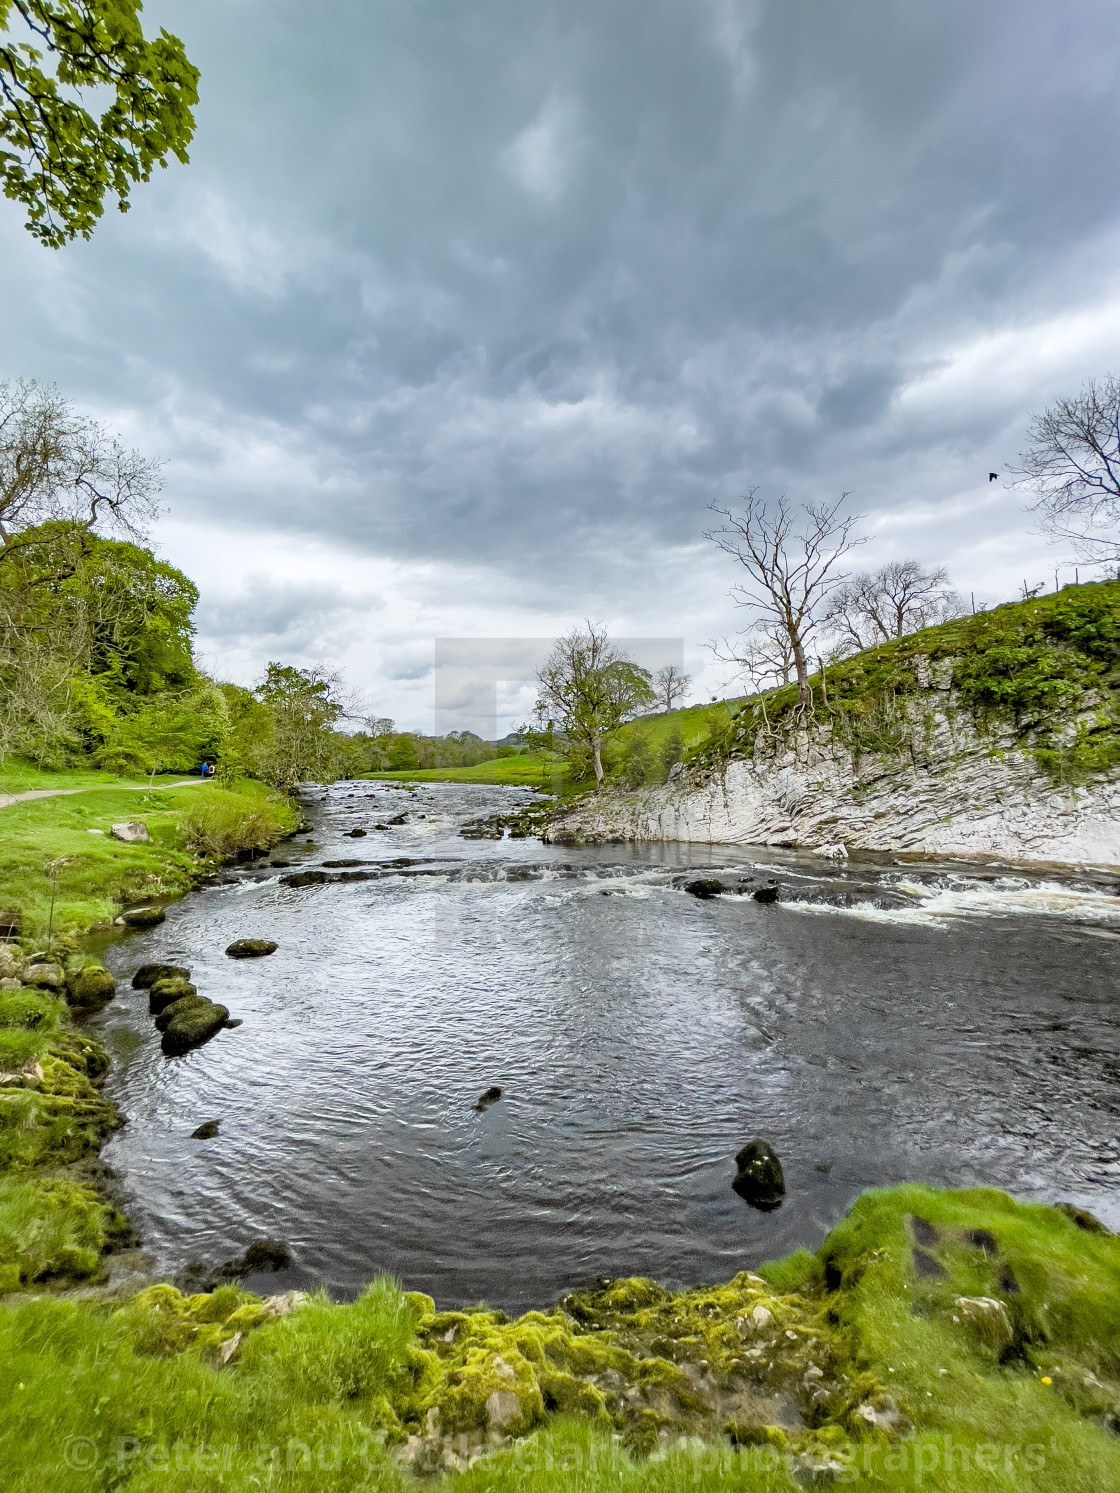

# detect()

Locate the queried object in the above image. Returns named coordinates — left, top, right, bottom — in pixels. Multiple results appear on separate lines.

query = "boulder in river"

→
left=148, top=977, right=198, bottom=1013
left=752, top=885, right=780, bottom=904
left=118, top=905, right=166, bottom=928
left=132, top=962, right=190, bottom=990
left=280, top=870, right=330, bottom=887
left=66, top=965, right=117, bottom=1009
left=685, top=879, right=724, bottom=899
left=346, top=828, right=367, bottom=837
left=474, top=1086, right=503, bottom=1110
left=732, top=1140, right=785, bottom=1210
left=161, top=1000, right=230, bottom=1054
left=190, top=1120, right=221, bottom=1139
left=155, top=994, right=211, bottom=1031
left=225, top=939, right=278, bottom=959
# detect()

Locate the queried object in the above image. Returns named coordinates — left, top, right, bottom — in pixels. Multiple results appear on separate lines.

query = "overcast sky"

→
left=4, top=0, right=1120, bottom=730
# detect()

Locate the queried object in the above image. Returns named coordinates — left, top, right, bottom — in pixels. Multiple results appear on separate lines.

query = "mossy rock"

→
left=132, top=963, right=190, bottom=990
left=733, top=1140, right=786, bottom=1210
left=148, top=978, right=198, bottom=1014
left=66, top=966, right=117, bottom=1010
left=225, top=939, right=278, bottom=958
left=154, top=994, right=211, bottom=1032
left=160, top=1001, right=229, bottom=1054
left=119, top=906, right=166, bottom=929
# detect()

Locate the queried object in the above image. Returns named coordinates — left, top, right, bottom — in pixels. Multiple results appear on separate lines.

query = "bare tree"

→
left=0, top=380, right=160, bottom=564
left=534, top=624, right=654, bottom=789
left=1016, top=374, right=1120, bottom=561
left=824, top=561, right=965, bottom=653
left=710, top=620, right=797, bottom=692
left=706, top=492, right=863, bottom=707
left=652, top=663, right=691, bottom=712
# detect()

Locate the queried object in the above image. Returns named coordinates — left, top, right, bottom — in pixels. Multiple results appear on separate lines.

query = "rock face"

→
left=111, top=821, right=151, bottom=842
left=66, top=966, right=117, bottom=1009
left=546, top=675, right=1120, bottom=868
left=225, top=939, right=278, bottom=959
left=732, top=1140, right=786, bottom=1211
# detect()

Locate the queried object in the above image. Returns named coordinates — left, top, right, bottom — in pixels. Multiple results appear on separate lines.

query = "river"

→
left=90, top=780, right=1120, bottom=1312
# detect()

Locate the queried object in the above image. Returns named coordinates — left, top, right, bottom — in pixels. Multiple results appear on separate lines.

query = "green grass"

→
left=0, top=773, right=298, bottom=944
left=369, top=753, right=569, bottom=790
left=0, top=1185, right=1116, bottom=1490
left=0, top=757, right=206, bottom=796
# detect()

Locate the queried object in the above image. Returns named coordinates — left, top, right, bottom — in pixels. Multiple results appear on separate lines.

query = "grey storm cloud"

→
left=4, top=0, right=1120, bottom=604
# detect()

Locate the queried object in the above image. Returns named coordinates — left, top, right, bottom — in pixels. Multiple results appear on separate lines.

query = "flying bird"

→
left=988, top=472, right=999, bottom=482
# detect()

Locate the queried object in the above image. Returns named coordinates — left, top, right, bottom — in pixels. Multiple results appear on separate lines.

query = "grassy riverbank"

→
left=1, top=1183, right=1116, bottom=1491
left=0, top=767, right=299, bottom=1300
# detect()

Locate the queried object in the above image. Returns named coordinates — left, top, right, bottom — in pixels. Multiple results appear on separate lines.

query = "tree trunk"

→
left=792, top=640, right=811, bottom=708
left=592, top=734, right=604, bottom=788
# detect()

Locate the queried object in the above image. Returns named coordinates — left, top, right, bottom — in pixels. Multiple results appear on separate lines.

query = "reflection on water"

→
left=90, top=781, right=1120, bottom=1311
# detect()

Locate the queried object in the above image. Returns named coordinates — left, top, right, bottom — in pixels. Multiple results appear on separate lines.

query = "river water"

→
left=91, top=781, right=1120, bottom=1311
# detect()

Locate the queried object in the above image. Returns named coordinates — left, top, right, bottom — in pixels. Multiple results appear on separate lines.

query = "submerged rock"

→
left=148, top=977, right=198, bottom=1013
left=347, top=828, right=367, bottom=837
left=474, top=1086, right=503, bottom=1111
left=132, top=962, right=190, bottom=990
left=685, top=879, right=725, bottom=899
left=118, top=905, right=166, bottom=929
left=161, top=1000, right=230, bottom=1054
left=225, top=938, right=278, bottom=958
left=280, top=870, right=330, bottom=887
left=66, top=966, right=117, bottom=1009
left=732, top=1140, right=785, bottom=1210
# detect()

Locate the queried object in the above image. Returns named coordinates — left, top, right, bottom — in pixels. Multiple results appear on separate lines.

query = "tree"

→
left=1016, top=374, right=1120, bottom=562
left=533, top=624, right=654, bottom=789
left=710, top=619, right=797, bottom=692
left=0, top=380, right=160, bottom=564
left=253, top=663, right=347, bottom=790
left=0, top=0, right=199, bottom=247
left=706, top=492, right=863, bottom=708
left=651, top=663, right=691, bottom=713
left=823, top=561, right=964, bottom=653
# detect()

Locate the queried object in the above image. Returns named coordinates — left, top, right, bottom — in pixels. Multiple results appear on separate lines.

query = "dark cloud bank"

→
left=3, top=0, right=1120, bottom=699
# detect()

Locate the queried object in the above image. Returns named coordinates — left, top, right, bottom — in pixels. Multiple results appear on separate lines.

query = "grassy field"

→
left=368, top=753, right=567, bottom=790
left=0, top=773, right=298, bottom=946
left=1, top=1183, right=1116, bottom=1491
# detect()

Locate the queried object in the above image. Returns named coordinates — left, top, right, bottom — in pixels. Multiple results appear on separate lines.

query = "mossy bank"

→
left=549, top=582, right=1120, bottom=866
left=0, top=770, right=298, bottom=1297
left=1, top=1184, right=1117, bottom=1490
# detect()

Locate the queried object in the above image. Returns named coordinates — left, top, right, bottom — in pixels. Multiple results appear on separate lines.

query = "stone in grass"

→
left=66, top=966, right=117, bottom=1009
left=161, top=1000, right=230, bottom=1055
left=111, top=821, right=150, bottom=843
left=132, top=962, right=190, bottom=990
left=118, top=905, right=166, bottom=929
left=154, top=994, right=211, bottom=1031
left=190, top=1119, right=221, bottom=1139
left=148, top=977, right=198, bottom=1013
left=732, top=1140, right=786, bottom=1211
left=0, top=908, right=21, bottom=938
left=225, top=939, right=278, bottom=959
left=23, top=962, right=64, bottom=990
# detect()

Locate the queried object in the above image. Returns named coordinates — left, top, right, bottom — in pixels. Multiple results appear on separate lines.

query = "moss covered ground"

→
left=1, top=1184, right=1116, bottom=1490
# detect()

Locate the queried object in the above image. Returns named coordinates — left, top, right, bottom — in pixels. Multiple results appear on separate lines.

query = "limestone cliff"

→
left=546, top=583, right=1120, bottom=869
